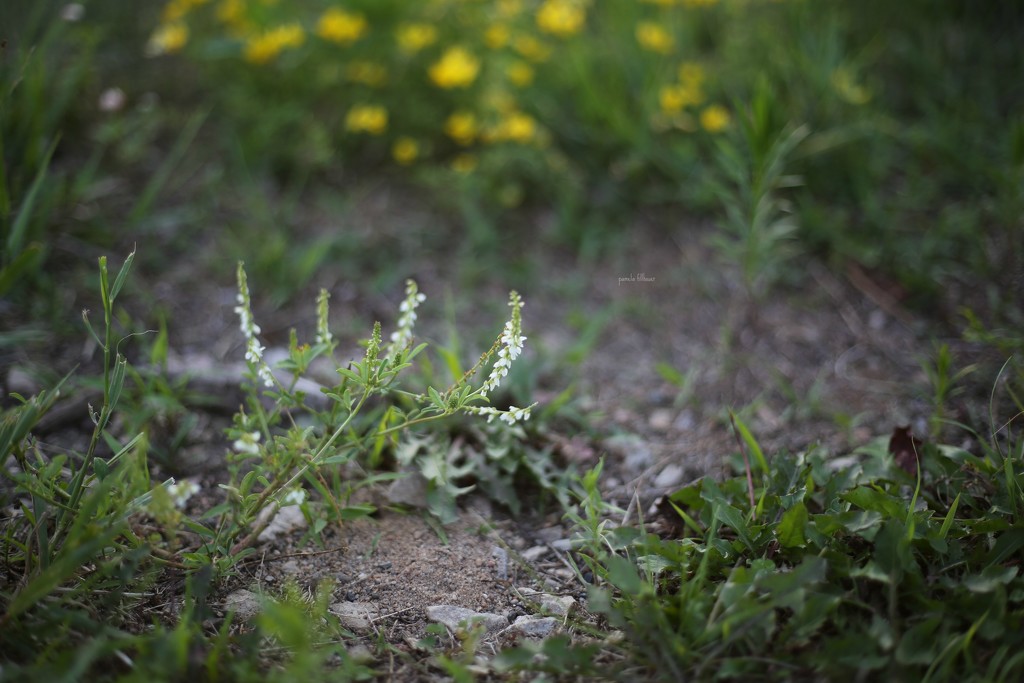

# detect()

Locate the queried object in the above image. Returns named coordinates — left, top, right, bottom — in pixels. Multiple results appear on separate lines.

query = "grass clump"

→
left=0, top=253, right=538, bottom=678
left=532, top=408, right=1024, bottom=681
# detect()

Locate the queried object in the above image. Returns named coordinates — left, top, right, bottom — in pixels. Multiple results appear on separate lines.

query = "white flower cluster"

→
left=234, top=263, right=274, bottom=388
left=315, top=288, right=332, bottom=346
left=166, top=479, right=200, bottom=509
left=387, top=279, right=426, bottom=358
left=481, top=291, right=526, bottom=396
left=466, top=403, right=534, bottom=425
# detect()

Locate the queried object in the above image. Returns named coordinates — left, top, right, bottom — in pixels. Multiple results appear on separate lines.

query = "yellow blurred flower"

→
left=345, top=61, right=388, bottom=87
left=345, top=104, right=388, bottom=135
left=659, top=84, right=703, bottom=113
left=506, top=61, right=534, bottom=87
left=536, top=0, right=586, bottom=38
left=485, top=24, right=510, bottom=50
left=147, top=22, right=189, bottom=55
left=429, top=47, right=481, bottom=89
left=396, top=23, right=437, bottom=52
left=682, top=0, right=719, bottom=7
left=316, top=8, right=367, bottom=45
left=392, top=137, right=419, bottom=165
left=640, top=0, right=676, bottom=5
left=513, top=35, right=551, bottom=62
left=700, top=104, right=730, bottom=132
left=636, top=22, right=673, bottom=54
left=244, top=24, right=304, bottom=64
left=488, top=111, right=537, bottom=143
left=445, top=110, right=479, bottom=145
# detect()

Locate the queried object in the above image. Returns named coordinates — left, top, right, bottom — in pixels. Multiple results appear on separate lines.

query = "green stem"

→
left=230, top=387, right=372, bottom=556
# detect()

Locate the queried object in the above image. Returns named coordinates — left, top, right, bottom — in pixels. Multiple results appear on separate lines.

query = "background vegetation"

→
left=2, top=0, right=1022, bottom=680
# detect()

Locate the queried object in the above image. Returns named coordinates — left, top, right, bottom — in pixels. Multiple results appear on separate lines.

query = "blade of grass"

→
left=129, top=109, right=208, bottom=222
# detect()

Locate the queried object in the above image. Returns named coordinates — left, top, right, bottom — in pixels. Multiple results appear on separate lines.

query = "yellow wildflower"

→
left=345, top=61, right=388, bottom=87
left=636, top=21, right=673, bottom=54
left=536, top=0, right=586, bottom=38
left=392, top=137, right=419, bottom=165
left=445, top=110, right=478, bottom=145
left=700, top=104, right=730, bottom=133
left=659, top=84, right=702, bottom=113
left=244, top=24, right=304, bottom=64
left=506, top=61, right=534, bottom=87
left=345, top=104, right=388, bottom=135
left=396, top=23, right=437, bottom=52
left=147, top=22, right=189, bottom=55
left=429, top=47, right=481, bottom=89
left=451, top=154, right=477, bottom=174
left=513, top=35, right=551, bottom=62
left=316, top=8, right=367, bottom=45
left=488, top=111, right=537, bottom=143
left=485, top=24, right=510, bottom=50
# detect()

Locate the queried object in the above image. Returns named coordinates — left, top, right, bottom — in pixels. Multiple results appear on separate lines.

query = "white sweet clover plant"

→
left=213, top=264, right=536, bottom=562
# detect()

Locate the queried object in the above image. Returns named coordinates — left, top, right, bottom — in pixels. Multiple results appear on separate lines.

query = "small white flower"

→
left=315, top=288, right=333, bottom=345
left=233, top=431, right=262, bottom=454
left=283, top=488, right=307, bottom=506
left=98, top=87, right=126, bottom=113
left=61, top=4, right=85, bottom=22
left=167, top=480, right=200, bottom=508
left=387, top=280, right=426, bottom=358
left=258, top=364, right=275, bottom=388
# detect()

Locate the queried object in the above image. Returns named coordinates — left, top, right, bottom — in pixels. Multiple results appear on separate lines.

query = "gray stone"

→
left=386, top=469, right=430, bottom=508
left=540, top=594, right=576, bottom=617
left=329, top=601, right=379, bottom=632
left=512, top=615, right=557, bottom=637
left=604, top=434, right=653, bottom=474
left=521, top=545, right=548, bottom=562
left=426, top=605, right=508, bottom=634
left=648, top=408, right=674, bottom=432
left=223, top=589, right=262, bottom=621
left=257, top=504, right=307, bottom=542
left=491, top=546, right=508, bottom=580
left=653, top=463, right=685, bottom=490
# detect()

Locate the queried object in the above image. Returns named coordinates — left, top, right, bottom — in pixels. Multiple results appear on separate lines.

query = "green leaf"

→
left=0, top=243, right=44, bottom=297
left=730, top=411, right=769, bottom=472
left=604, top=554, right=644, bottom=596
left=842, top=486, right=905, bottom=518
left=777, top=501, right=808, bottom=547
left=963, top=565, right=1019, bottom=593
left=108, top=249, right=136, bottom=302
left=988, top=527, right=1024, bottom=567
left=938, top=493, right=961, bottom=539
left=7, top=136, right=59, bottom=260
left=895, top=616, right=942, bottom=665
